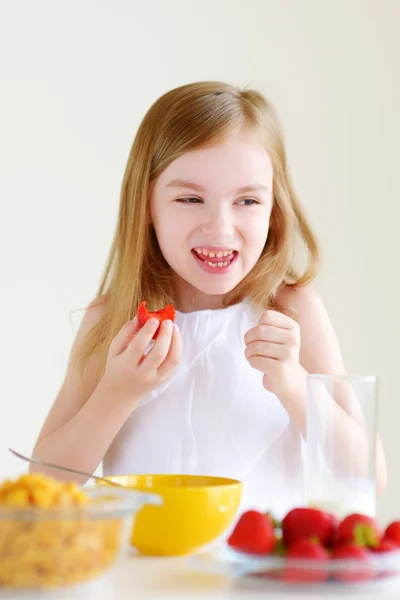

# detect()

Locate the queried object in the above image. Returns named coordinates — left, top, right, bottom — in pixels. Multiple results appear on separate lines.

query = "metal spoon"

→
left=8, top=449, right=125, bottom=488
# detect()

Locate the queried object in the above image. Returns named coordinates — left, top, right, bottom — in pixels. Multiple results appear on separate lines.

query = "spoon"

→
left=8, top=449, right=125, bottom=488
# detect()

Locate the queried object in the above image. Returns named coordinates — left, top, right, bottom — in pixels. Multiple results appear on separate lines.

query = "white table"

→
left=2, top=555, right=400, bottom=600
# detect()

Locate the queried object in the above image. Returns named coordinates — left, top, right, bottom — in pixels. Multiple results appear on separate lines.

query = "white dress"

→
left=102, top=300, right=307, bottom=519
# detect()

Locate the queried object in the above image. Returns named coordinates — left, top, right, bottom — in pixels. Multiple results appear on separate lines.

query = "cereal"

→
left=0, top=474, right=122, bottom=588
left=0, top=473, right=90, bottom=507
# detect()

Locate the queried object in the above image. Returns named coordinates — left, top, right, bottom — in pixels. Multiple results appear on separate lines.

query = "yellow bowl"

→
left=101, top=474, right=242, bottom=556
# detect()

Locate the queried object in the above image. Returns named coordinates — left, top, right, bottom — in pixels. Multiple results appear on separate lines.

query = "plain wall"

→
left=0, top=0, right=399, bottom=524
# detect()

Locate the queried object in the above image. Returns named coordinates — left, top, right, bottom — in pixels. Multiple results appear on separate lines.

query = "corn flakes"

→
left=0, top=473, right=122, bottom=588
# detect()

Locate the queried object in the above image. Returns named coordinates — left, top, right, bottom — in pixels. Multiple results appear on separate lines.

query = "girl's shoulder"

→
left=68, top=295, right=109, bottom=368
left=82, top=294, right=108, bottom=326
left=275, top=283, right=330, bottom=336
left=69, top=295, right=108, bottom=337
left=275, top=284, right=346, bottom=375
left=86, top=294, right=108, bottom=316
left=275, top=284, right=323, bottom=319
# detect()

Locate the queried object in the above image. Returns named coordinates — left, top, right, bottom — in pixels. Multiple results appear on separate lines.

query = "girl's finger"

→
left=158, top=324, right=182, bottom=378
left=259, top=310, right=297, bottom=330
left=245, top=341, right=286, bottom=361
left=247, top=354, right=277, bottom=373
left=244, top=324, right=287, bottom=346
left=109, top=316, right=140, bottom=357
left=140, top=319, right=174, bottom=369
left=126, top=318, right=160, bottom=362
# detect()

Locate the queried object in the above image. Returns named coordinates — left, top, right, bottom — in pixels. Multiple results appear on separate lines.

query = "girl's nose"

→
left=200, top=207, right=234, bottom=243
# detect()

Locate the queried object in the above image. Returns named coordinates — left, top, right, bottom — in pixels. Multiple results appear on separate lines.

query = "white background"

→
left=0, top=0, right=399, bottom=524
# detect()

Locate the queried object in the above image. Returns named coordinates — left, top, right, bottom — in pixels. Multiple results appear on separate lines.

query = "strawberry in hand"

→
left=137, top=301, right=176, bottom=340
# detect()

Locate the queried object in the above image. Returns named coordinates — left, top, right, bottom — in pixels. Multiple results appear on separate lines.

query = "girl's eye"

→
left=236, top=198, right=259, bottom=206
left=175, top=197, right=202, bottom=204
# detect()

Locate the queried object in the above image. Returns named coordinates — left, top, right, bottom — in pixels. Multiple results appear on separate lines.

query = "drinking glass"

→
left=306, top=374, right=378, bottom=518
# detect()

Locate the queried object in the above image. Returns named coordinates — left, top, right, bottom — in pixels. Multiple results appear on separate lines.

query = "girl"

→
left=31, top=81, right=387, bottom=517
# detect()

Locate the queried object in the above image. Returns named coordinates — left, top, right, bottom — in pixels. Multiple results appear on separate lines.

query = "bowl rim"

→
left=205, top=543, right=400, bottom=572
left=102, top=473, right=243, bottom=491
left=0, top=486, right=162, bottom=521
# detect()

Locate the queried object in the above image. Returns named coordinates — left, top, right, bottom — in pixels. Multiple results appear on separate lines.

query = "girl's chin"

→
left=171, top=263, right=248, bottom=301
left=186, top=278, right=240, bottom=297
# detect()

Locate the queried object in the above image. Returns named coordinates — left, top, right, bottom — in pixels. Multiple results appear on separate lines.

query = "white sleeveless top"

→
left=103, top=300, right=306, bottom=519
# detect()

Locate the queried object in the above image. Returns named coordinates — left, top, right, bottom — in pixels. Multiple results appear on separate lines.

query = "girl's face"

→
left=150, top=130, right=273, bottom=311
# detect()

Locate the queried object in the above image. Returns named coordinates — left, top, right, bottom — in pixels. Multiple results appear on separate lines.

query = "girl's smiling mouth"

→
left=191, top=247, right=238, bottom=274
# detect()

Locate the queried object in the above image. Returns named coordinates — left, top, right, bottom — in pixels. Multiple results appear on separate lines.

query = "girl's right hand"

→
left=101, top=316, right=182, bottom=402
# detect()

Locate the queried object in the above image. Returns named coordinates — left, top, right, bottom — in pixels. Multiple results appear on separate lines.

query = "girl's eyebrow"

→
left=166, top=178, right=269, bottom=194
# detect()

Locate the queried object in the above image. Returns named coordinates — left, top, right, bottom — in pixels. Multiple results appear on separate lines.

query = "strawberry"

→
left=227, top=510, right=276, bottom=555
left=383, top=521, right=400, bottom=547
left=373, top=538, right=399, bottom=553
left=282, top=507, right=338, bottom=548
left=332, top=543, right=374, bottom=582
left=137, top=301, right=175, bottom=339
left=283, top=538, right=330, bottom=583
left=337, top=513, right=380, bottom=548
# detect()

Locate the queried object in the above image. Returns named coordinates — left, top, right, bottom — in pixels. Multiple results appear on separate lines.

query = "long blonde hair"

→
left=77, top=81, right=319, bottom=382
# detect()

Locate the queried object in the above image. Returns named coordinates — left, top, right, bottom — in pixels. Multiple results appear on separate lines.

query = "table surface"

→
left=2, top=555, right=400, bottom=600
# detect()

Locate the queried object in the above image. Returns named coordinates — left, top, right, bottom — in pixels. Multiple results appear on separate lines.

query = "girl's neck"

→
left=172, top=278, right=240, bottom=313
left=171, top=275, right=250, bottom=313
left=176, top=294, right=227, bottom=313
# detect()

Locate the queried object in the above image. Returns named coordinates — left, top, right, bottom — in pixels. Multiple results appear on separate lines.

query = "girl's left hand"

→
left=244, top=310, right=306, bottom=400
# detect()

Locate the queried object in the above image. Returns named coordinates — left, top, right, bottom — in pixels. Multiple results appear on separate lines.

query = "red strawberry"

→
left=282, top=507, right=338, bottom=548
left=332, top=543, right=374, bottom=582
left=137, top=301, right=175, bottom=339
left=284, top=538, right=330, bottom=583
left=373, top=539, right=399, bottom=553
left=228, top=510, right=276, bottom=555
left=337, top=513, right=380, bottom=548
left=383, top=521, right=400, bottom=547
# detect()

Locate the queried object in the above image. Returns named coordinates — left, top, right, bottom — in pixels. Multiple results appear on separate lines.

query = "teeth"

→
left=194, top=248, right=234, bottom=257
left=193, top=248, right=235, bottom=269
left=205, top=261, right=230, bottom=268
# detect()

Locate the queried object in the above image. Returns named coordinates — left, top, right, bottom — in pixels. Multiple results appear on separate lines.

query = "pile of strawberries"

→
left=227, top=507, right=400, bottom=583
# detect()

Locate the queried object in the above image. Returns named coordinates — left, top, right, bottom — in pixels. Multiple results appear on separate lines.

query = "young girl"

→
left=31, top=81, right=387, bottom=517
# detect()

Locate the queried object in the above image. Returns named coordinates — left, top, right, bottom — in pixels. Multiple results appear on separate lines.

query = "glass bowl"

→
left=191, top=544, right=400, bottom=591
left=0, top=486, right=160, bottom=590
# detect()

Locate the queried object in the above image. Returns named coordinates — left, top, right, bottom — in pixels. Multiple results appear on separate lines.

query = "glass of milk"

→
left=306, top=374, right=378, bottom=519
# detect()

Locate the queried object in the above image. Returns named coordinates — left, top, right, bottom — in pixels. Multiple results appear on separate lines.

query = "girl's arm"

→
left=30, top=301, right=181, bottom=482
left=276, top=286, right=387, bottom=496
left=30, top=301, right=133, bottom=481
